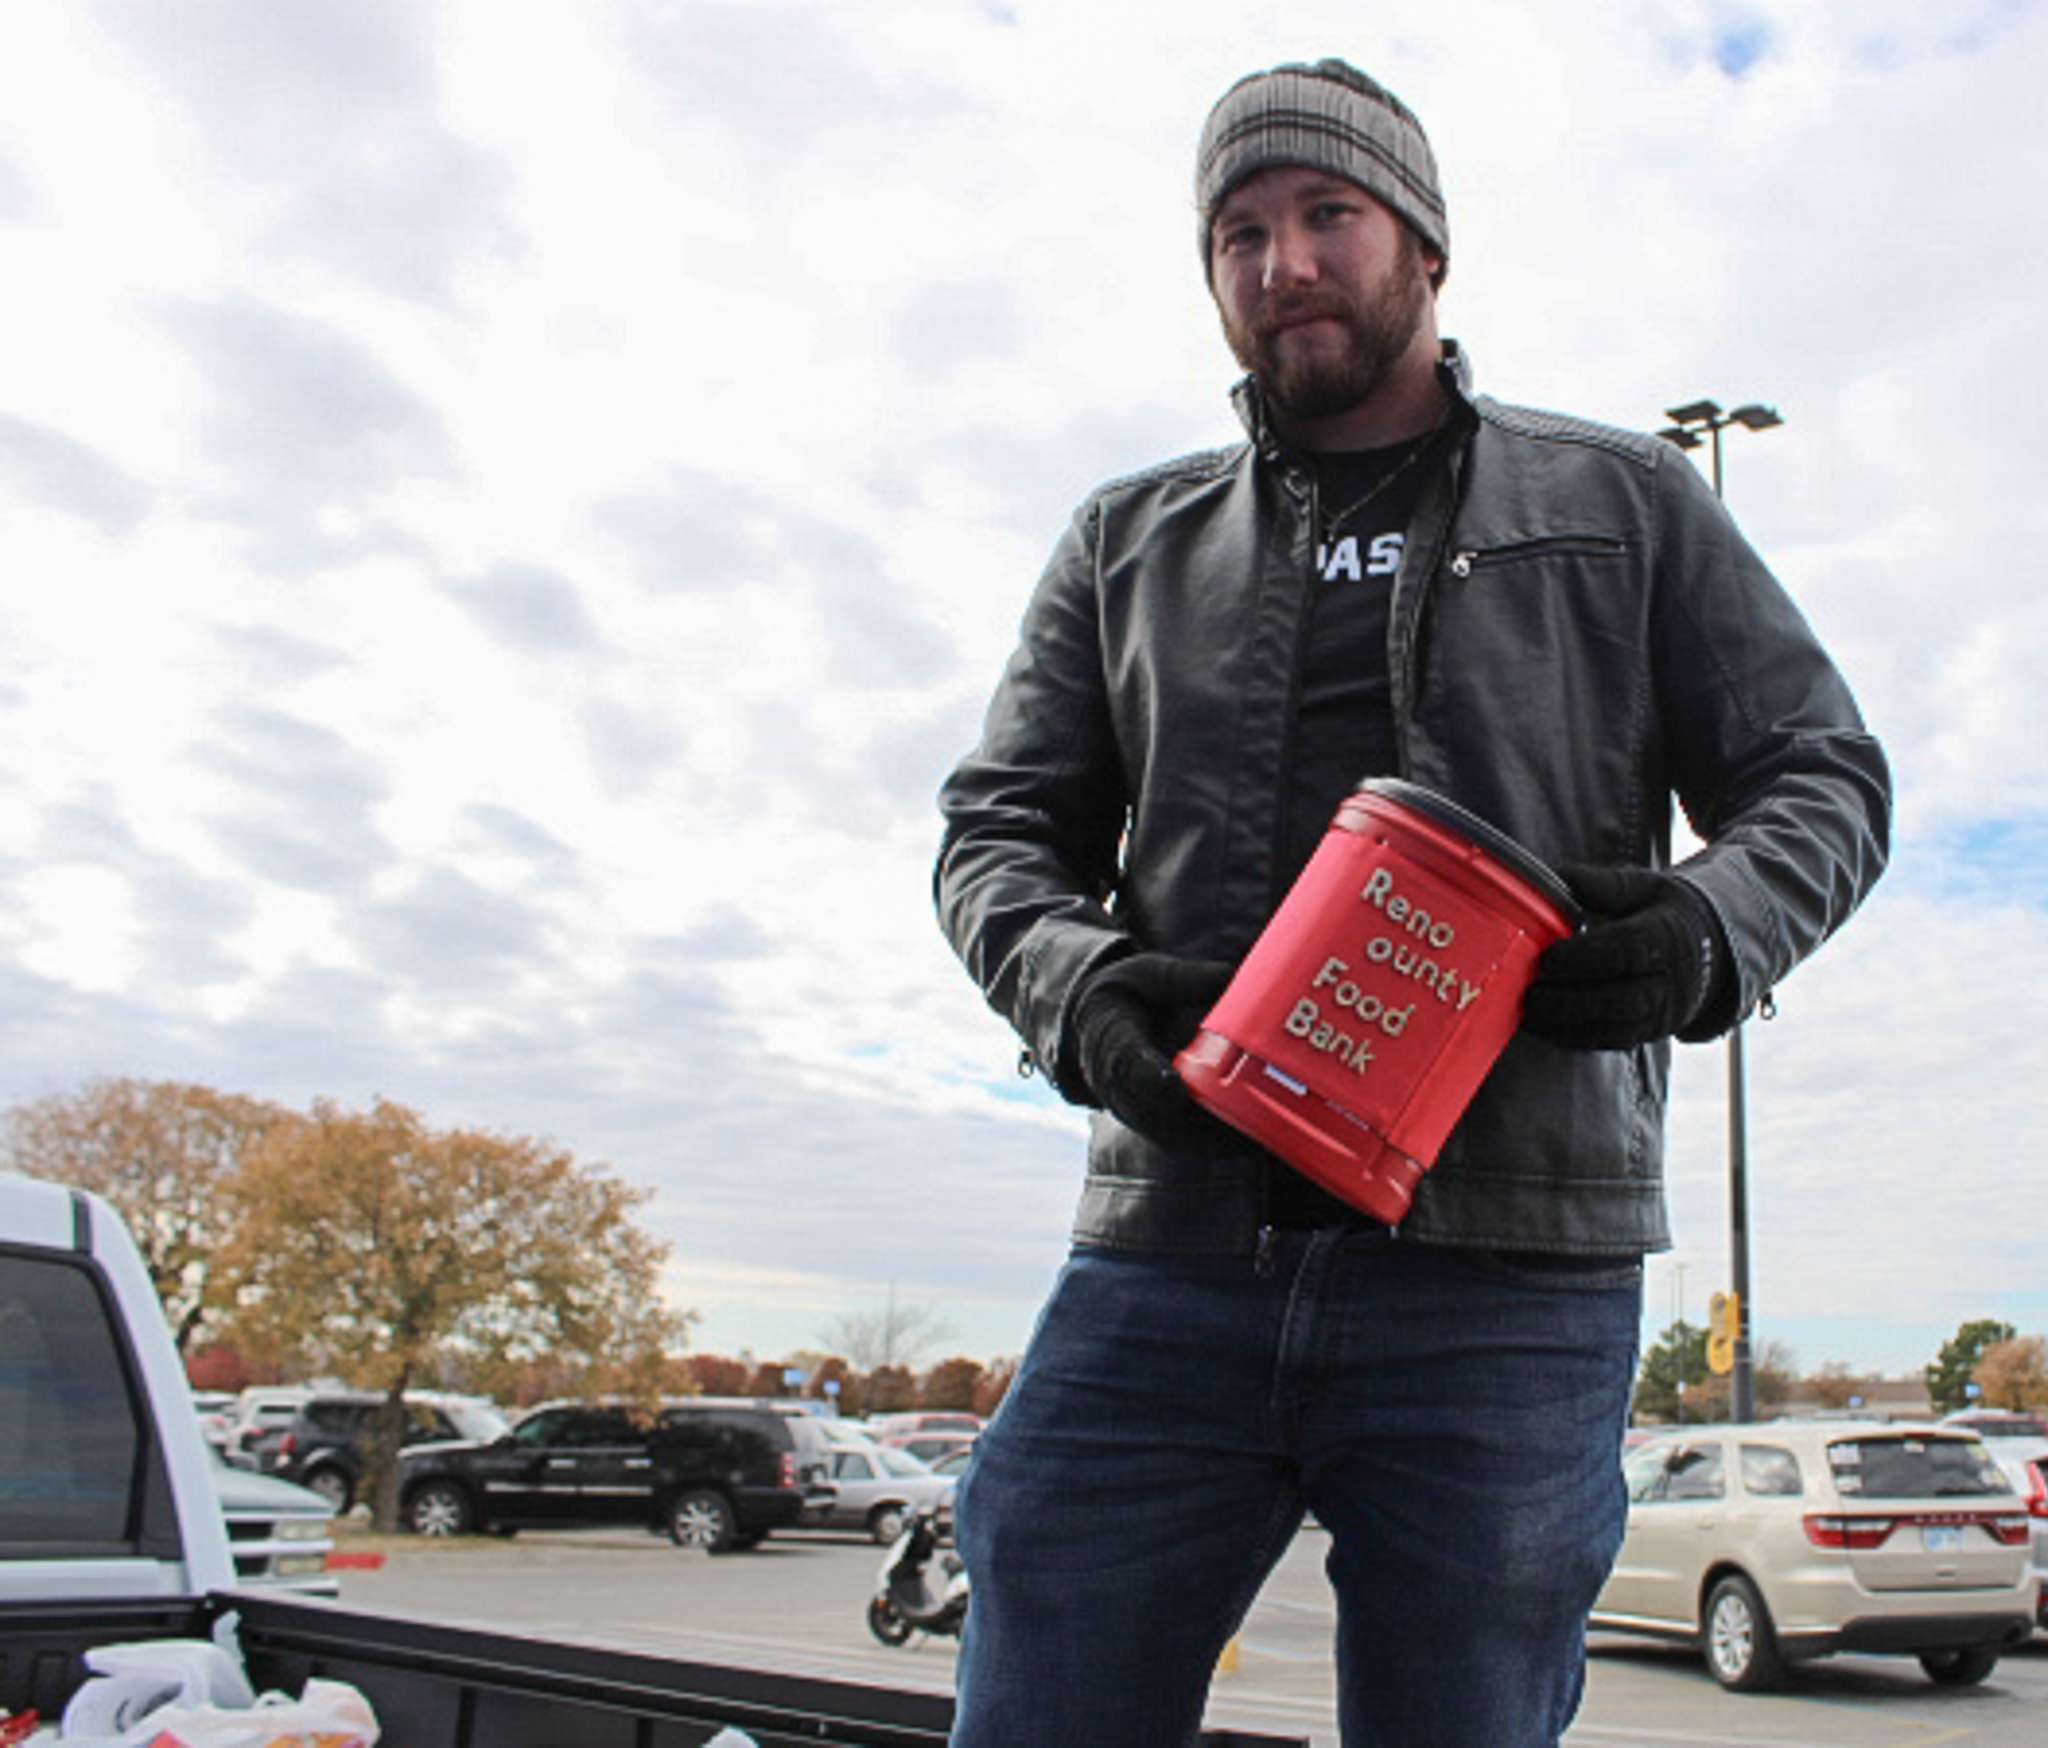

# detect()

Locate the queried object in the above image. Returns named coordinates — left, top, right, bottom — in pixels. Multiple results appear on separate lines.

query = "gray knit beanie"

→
left=1196, top=59, right=1448, bottom=275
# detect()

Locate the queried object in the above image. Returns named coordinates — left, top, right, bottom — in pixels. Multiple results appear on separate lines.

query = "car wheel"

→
left=868, top=1503, right=909, bottom=1545
left=303, top=1466, right=354, bottom=1514
left=405, top=1480, right=474, bottom=1538
left=1703, top=1574, right=1786, bottom=1692
left=667, top=1488, right=738, bottom=1553
left=1919, top=1647, right=1998, bottom=1687
left=868, top=1595, right=914, bottom=1646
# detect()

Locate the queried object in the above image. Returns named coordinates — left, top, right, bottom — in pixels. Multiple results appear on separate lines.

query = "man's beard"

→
left=1223, top=229, right=1433, bottom=422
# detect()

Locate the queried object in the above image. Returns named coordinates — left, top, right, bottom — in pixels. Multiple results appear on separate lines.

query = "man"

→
left=934, top=58, right=1889, bottom=1748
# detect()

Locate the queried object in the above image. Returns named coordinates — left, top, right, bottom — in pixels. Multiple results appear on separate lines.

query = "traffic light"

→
left=1707, top=1290, right=1741, bottom=1378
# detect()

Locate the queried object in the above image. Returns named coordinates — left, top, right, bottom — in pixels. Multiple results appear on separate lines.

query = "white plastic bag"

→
left=58, top=1642, right=255, bottom=1740
left=50, top=1639, right=376, bottom=1747
left=102, top=1680, right=376, bottom=1747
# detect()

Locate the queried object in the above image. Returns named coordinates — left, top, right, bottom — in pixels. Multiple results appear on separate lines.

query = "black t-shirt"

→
left=1269, top=429, right=1445, bottom=1228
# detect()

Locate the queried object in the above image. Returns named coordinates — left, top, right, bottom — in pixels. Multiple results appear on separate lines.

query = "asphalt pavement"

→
left=330, top=1523, right=2048, bottom=1746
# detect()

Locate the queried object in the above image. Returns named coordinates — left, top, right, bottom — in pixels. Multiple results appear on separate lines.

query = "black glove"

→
left=1522, top=864, right=1725, bottom=1050
left=1071, top=953, right=1238, bottom=1150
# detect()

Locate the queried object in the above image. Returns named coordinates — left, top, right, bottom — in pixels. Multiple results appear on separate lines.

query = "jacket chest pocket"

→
left=1430, top=532, right=1637, bottom=658
left=1446, top=534, right=1629, bottom=578
left=1414, top=530, right=1645, bottom=784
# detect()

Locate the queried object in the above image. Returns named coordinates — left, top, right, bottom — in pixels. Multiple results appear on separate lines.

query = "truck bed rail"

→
left=227, top=1594, right=1308, bottom=1748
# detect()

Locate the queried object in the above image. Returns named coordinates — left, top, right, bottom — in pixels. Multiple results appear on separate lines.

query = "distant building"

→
left=1777, top=1375, right=1935, bottom=1422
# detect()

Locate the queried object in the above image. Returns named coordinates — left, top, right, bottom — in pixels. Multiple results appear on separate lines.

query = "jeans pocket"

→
left=1447, top=1248, right=1645, bottom=1292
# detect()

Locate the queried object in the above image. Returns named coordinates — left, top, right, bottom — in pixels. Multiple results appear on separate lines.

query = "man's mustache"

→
left=1254, top=292, right=1355, bottom=341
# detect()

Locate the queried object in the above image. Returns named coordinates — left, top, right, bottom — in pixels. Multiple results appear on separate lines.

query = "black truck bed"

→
left=6, top=1593, right=1309, bottom=1747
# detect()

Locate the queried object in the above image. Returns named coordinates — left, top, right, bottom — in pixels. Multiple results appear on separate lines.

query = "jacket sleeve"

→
left=934, top=499, right=1135, bottom=1099
left=1648, top=448, right=1892, bottom=1035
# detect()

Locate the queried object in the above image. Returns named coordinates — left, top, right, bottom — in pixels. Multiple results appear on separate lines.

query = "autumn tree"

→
left=5, top=1078, right=289, bottom=1353
left=215, top=1098, right=691, bottom=1530
left=1926, top=1318, right=2018, bottom=1412
left=745, top=1360, right=790, bottom=1397
left=184, top=1342, right=278, bottom=1392
left=1973, top=1336, right=2048, bottom=1410
left=687, top=1354, right=751, bottom=1396
left=972, top=1358, right=1017, bottom=1420
left=1679, top=1344, right=1797, bottom=1423
left=476, top=1348, right=651, bottom=1410
left=1806, top=1360, right=1879, bottom=1409
left=866, top=1364, right=917, bottom=1413
left=922, top=1356, right=985, bottom=1411
left=805, top=1355, right=858, bottom=1417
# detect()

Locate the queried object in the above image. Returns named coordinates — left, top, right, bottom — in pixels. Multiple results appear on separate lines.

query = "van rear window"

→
left=1826, top=1436, right=2006, bottom=1498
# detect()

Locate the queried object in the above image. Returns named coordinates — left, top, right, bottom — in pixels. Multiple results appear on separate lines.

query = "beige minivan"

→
left=1591, top=1421, right=2034, bottom=1690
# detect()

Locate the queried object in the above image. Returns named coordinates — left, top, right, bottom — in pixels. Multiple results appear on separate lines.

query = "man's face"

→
left=1209, top=166, right=1438, bottom=423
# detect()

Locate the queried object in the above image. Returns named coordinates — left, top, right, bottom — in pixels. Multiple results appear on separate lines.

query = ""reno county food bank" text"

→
left=1282, top=867, right=1488, bottom=1076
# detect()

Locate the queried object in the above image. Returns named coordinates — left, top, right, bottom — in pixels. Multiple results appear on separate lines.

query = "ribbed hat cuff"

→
left=1196, top=62, right=1448, bottom=272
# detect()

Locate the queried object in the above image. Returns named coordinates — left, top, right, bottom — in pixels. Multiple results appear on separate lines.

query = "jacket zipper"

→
left=1256, top=463, right=1320, bottom=1266
left=1447, top=534, right=1628, bottom=577
left=1271, top=460, right=1319, bottom=917
left=1391, top=408, right=1476, bottom=741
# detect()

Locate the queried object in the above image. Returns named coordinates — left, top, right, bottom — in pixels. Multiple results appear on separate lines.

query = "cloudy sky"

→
left=3, top=0, right=2043, bottom=1383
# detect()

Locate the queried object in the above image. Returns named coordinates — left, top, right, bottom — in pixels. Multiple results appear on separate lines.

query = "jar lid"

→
left=1355, top=778, right=1582, bottom=924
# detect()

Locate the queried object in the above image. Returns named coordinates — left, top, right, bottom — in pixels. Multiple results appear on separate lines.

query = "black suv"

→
left=257, top=1391, right=499, bottom=1513
left=396, top=1397, right=833, bottom=1552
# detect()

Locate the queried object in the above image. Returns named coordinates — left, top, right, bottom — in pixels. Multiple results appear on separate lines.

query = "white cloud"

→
left=0, top=0, right=2041, bottom=1374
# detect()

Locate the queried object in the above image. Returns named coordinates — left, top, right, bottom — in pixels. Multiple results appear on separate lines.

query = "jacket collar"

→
left=1229, top=339, right=1478, bottom=463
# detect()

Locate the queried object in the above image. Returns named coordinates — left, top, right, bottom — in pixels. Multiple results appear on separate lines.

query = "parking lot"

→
left=329, top=1523, right=2048, bottom=1746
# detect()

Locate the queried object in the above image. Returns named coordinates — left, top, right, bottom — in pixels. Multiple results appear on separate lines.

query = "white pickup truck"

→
left=1, top=1175, right=1304, bottom=1747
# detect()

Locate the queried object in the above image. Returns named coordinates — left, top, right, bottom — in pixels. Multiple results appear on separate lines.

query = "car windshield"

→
left=511, top=1410, right=567, bottom=1445
left=1827, top=1435, right=2007, bottom=1498
left=446, top=1402, right=509, bottom=1441
left=877, top=1446, right=934, bottom=1477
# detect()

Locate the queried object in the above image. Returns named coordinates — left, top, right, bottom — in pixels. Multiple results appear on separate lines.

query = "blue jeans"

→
left=949, top=1228, right=1641, bottom=1748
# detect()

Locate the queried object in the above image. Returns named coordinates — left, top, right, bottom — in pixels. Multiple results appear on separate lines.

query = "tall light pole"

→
left=1655, top=397, right=1783, bottom=1425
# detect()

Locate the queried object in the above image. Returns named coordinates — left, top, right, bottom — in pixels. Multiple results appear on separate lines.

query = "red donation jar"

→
left=1174, top=778, right=1579, bottom=1224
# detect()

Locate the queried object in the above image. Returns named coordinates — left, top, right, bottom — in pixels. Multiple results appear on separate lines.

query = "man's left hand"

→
left=1522, top=864, right=1724, bottom=1049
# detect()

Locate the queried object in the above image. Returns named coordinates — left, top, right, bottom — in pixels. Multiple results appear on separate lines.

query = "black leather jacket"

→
left=936, top=345, right=1890, bottom=1257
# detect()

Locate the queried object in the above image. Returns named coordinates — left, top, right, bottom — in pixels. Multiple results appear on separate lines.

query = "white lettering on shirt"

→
left=1317, top=531, right=1405, bottom=584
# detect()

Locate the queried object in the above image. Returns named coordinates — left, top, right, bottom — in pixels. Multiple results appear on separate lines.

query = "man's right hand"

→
left=1072, top=953, right=1238, bottom=1150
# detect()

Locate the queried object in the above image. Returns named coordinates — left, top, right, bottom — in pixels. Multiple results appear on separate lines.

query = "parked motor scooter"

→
left=866, top=1504, right=969, bottom=1645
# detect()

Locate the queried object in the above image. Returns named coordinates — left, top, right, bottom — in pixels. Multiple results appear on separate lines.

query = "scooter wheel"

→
left=868, top=1596, right=915, bottom=1647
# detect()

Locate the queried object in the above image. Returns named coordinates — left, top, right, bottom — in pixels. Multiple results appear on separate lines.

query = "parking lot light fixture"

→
left=1653, top=392, right=1785, bottom=1428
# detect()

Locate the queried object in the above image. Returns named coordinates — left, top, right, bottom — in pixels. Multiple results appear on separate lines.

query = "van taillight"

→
left=780, top=1453, right=796, bottom=1489
left=276, top=1433, right=297, bottom=1459
left=1986, top=1513, right=2031, bottom=1547
left=1803, top=1515, right=1895, bottom=1549
left=1809, top=1511, right=2032, bottom=1548
left=2026, top=1463, right=2048, bottom=1520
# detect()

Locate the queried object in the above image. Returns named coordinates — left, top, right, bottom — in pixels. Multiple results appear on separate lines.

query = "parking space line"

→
left=1234, top=1638, right=1329, bottom=1665
left=1569, top=1729, right=1836, bottom=1747
left=1566, top=1725, right=1969, bottom=1748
